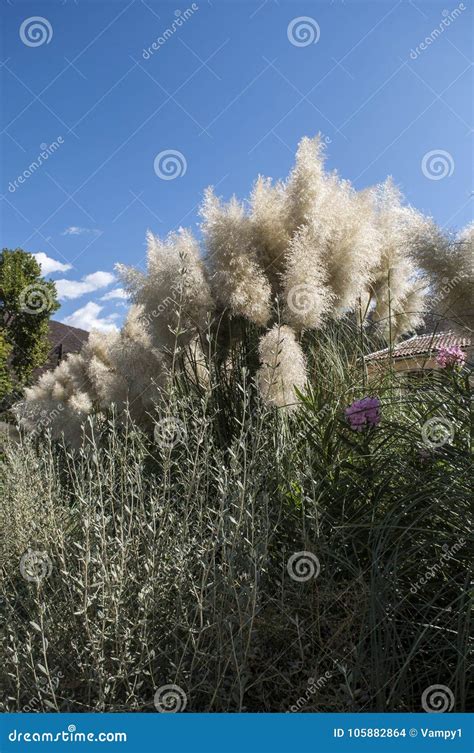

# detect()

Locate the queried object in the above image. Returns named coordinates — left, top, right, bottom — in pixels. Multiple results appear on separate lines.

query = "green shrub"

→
left=0, top=325, right=471, bottom=712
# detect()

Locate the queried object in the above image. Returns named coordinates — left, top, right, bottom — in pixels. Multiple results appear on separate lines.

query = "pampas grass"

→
left=15, top=134, right=472, bottom=437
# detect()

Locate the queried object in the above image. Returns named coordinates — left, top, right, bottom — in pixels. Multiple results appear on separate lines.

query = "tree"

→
left=0, top=248, right=59, bottom=389
left=0, top=330, right=12, bottom=404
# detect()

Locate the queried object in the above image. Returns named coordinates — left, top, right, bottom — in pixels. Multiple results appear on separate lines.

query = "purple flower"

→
left=436, top=346, right=466, bottom=369
left=345, top=396, right=381, bottom=432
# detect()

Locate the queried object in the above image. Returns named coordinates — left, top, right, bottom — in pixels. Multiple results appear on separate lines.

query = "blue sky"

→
left=1, top=0, right=472, bottom=332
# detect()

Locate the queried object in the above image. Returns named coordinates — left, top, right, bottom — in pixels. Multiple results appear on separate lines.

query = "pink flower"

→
left=345, top=397, right=381, bottom=432
left=436, top=345, right=466, bottom=369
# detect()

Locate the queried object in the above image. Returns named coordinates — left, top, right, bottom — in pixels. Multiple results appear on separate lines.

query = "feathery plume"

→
left=369, top=179, right=429, bottom=339
left=15, top=352, right=94, bottom=447
left=90, top=305, right=168, bottom=427
left=322, top=182, right=381, bottom=315
left=285, top=135, right=327, bottom=234
left=256, top=324, right=307, bottom=409
left=415, top=221, right=473, bottom=332
left=200, top=188, right=272, bottom=326
left=249, top=176, right=289, bottom=292
left=118, top=228, right=213, bottom=353
left=282, top=225, right=333, bottom=331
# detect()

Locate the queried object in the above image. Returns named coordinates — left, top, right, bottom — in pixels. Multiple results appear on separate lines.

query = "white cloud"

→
left=33, top=252, right=72, bottom=276
left=100, top=287, right=128, bottom=301
left=62, top=302, right=119, bottom=333
left=55, top=271, right=115, bottom=300
left=62, top=226, right=101, bottom=236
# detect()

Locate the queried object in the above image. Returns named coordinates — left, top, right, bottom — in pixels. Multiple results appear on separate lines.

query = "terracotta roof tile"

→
left=365, top=331, right=472, bottom=362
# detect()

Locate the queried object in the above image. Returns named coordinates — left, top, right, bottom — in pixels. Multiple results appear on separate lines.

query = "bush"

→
left=0, top=324, right=471, bottom=712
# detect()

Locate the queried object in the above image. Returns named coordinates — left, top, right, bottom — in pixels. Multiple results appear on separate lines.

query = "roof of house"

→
left=34, top=320, right=89, bottom=376
left=49, top=319, right=89, bottom=352
left=365, top=331, right=472, bottom=362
